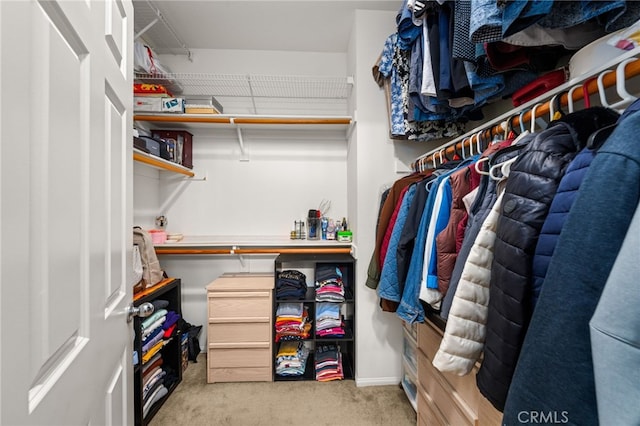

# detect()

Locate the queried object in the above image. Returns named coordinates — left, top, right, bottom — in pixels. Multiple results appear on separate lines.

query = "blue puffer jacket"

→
left=530, top=147, right=595, bottom=309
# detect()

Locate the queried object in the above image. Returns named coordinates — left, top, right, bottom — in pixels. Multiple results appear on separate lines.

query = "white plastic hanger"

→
left=567, top=84, right=581, bottom=113
left=489, top=155, right=518, bottom=181
left=597, top=58, right=638, bottom=112
left=474, top=131, right=490, bottom=176
left=616, top=58, right=638, bottom=106
left=519, top=109, right=528, bottom=134
left=475, top=130, right=484, bottom=154
left=549, top=93, right=562, bottom=121
left=530, top=103, right=543, bottom=133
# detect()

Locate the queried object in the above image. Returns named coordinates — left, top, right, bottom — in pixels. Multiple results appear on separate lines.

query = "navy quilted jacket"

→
left=477, top=122, right=580, bottom=411
left=530, top=147, right=595, bottom=309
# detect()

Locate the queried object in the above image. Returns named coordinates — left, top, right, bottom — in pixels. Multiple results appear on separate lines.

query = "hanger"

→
left=475, top=157, right=490, bottom=176
left=586, top=123, right=616, bottom=150
left=479, top=130, right=488, bottom=151
left=549, top=91, right=566, bottom=121
left=473, top=130, right=483, bottom=155
left=518, top=109, right=528, bottom=134
left=567, top=85, right=581, bottom=113
left=472, top=132, right=491, bottom=175
left=489, top=155, right=517, bottom=181
left=597, top=69, right=616, bottom=108
left=597, top=58, right=639, bottom=112
left=531, top=103, right=543, bottom=133
left=616, top=57, right=638, bottom=107
left=582, top=76, right=597, bottom=109
left=452, top=143, right=462, bottom=161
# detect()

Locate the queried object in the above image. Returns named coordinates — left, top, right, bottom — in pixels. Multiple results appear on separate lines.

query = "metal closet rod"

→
left=414, top=57, right=640, bottom=170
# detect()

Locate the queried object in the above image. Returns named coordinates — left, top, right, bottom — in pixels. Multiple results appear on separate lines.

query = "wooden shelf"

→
left=133, top=113, right=353, bottom=130
left=133, top=277, right=177, bottom=302
left=133, top=148, right=195, bottom=177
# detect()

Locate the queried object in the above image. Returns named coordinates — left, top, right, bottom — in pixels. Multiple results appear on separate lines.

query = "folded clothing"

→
left=276, top=270, right=308, bottom=300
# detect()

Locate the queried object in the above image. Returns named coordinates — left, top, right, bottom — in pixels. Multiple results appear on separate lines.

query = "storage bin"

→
left=152, top=130, right=193, bottom=169
left=138, top=136, right=161, bottom=157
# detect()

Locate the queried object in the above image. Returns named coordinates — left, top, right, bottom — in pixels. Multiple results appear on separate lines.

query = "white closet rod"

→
left=413, top=54, right=640, bottom=171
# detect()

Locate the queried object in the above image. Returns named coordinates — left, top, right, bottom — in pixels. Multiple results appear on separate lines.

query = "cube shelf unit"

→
left=273, top=253, right=355, bottom=381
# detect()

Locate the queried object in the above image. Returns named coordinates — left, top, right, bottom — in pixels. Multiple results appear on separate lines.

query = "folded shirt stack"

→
left=140, top=353, right=179, bottom=419
left=315, top=265, right=345, bottom=302
left=275, top=340, right=310, bottom=377
left=276, top=270, right=308, bottom=300
left=315, top=302, right=345, bottom=338
left=315, top=344, right=343, bottom=382
left=275, top=302, right=312, bottom=342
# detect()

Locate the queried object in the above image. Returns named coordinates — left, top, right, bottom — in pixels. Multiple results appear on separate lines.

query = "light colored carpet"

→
left=149, top=354, right=417, bottom=426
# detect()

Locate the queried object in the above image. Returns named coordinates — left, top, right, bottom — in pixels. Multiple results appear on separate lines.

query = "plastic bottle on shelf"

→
left=321, top=217, right=328, bottom=240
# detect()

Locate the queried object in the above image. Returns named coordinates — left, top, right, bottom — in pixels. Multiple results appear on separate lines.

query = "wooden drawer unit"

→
left=417, top=321, right=480, bottom=412
left=415, top=319, right=502, bottom=426
left=208, top=321, right=271, bottom=344
left=208, top=291, right=272, bottom=319
left=417, top=386, right=447, bottom=426
left=206, top=273, right=274, bottom=383
left=418, top=348, right=477, bottom=426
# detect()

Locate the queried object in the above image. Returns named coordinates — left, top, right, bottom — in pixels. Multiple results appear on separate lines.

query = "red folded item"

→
left=134, top=83, right=173, bottom=97
left=512, top=69, right=567, bottom=107
left=163, top=323, right=176, bottom=338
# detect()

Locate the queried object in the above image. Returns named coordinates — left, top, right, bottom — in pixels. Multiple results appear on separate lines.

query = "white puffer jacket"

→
left=432, top=189, right=505, bottom=376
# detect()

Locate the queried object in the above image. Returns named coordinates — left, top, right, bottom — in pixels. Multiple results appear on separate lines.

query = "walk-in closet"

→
left=2, top=1, right=639, bottom=425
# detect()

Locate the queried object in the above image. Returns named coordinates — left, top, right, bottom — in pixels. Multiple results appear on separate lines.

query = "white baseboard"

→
left=355, top=376, right=402, bottom=387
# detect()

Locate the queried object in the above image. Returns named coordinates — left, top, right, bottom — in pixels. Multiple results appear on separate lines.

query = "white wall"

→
left=348, top=9, right=409, bottom=386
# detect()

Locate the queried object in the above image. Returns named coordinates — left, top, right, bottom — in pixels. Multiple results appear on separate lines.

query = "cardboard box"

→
left=134, top=96, right=162, bottom=112
left=184, top=95, right=223, bottom=113
left=134, top=96, right=185, bottom=113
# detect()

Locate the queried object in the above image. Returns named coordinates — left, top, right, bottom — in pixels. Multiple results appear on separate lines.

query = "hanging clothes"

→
left=366, top=172, right=427, bottom=290
left=477, top=121, right=583, bottom=411
left=432, top=186, right=506, bottom=375
left=530, top=147, right=595, bottom=307
left=378, top=183, right=419, bottom=311
left=502, top=108, right=640, bottom=424
left=434, top=163, right=473, bottom=296
left=396, top=160, right=467, bottom=323
left=439, top=137, right=530, bottom=321
left=589, top=198, right=640, bottom=425
left=396, top=176, right=436, bottom=293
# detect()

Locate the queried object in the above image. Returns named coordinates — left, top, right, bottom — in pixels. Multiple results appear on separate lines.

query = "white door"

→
left=0, top=0, right=134, bottom=425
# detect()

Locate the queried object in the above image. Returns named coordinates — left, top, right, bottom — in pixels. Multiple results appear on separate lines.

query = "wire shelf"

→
left=134, top=72, right=353, bottom=115
left=134, top=72, right=353, bottom=99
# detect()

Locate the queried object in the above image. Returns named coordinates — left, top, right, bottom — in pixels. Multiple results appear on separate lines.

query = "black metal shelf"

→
left=134, top=278, right=183, bottom=426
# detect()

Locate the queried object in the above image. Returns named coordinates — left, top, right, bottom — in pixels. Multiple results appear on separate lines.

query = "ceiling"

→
left=133, top=0, right=401, bottom=55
